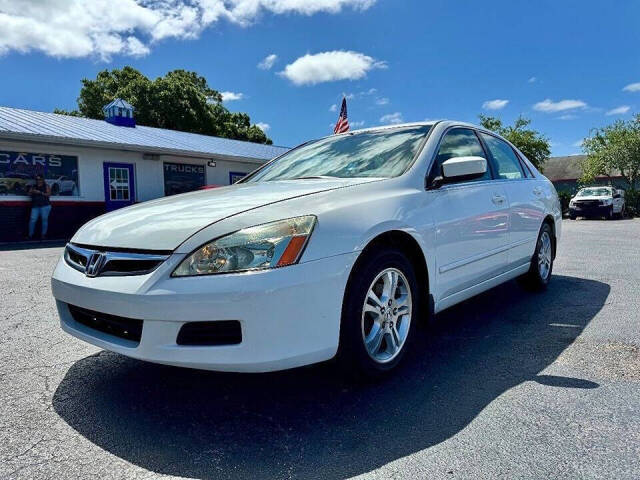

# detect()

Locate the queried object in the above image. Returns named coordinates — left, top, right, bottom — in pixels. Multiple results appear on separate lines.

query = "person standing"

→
left=27, top=175, right=52, bottom=240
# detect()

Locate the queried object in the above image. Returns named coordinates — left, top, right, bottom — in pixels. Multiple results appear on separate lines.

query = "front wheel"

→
left=519, top=223, right=554, bottom=290
left=338, top=248, right=419, bottom=379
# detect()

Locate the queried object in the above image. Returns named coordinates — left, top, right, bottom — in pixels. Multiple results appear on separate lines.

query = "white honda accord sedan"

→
left=51, top=121, right=561, bottom=378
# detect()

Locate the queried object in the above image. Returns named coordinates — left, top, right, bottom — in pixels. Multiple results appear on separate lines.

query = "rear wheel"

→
left=338, top=248, right=419, bottom=379
left=519, top=223, right=554, bottom=290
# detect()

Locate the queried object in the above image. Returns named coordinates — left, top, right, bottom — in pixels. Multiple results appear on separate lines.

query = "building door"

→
left=103, top=162, right=135, bottom=211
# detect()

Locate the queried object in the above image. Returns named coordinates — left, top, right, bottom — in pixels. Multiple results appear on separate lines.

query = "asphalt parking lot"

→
left=1, top=219, right=639, bottom=479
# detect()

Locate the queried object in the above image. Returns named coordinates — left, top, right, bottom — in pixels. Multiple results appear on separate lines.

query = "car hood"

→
left=72, top=178, right=377, bottom=250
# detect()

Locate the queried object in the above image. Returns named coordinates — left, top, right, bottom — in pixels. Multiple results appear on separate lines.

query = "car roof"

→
left=337, top=120, right=499, bottom=136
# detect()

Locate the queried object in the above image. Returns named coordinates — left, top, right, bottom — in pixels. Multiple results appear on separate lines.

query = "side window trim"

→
left=472, top=129, right=497, bottom=180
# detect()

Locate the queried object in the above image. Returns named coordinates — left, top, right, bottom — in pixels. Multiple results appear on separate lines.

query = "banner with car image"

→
left=0, top=150, right=79, bottom=196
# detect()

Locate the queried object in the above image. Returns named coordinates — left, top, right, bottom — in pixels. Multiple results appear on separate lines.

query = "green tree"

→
left=56, top=66, right=272, bottom=145
left=478, top=115, right=551, bottom=171
left=580, top=115, right=640, bottom=191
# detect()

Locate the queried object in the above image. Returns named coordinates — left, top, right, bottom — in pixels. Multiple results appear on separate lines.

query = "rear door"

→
left=478, top=132, right=545, bottom=270
left=428, top=127, right=510, bottom=303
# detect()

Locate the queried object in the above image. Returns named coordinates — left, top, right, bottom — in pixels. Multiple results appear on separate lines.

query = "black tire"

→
left=519, top=223, right=554, bottom=290
left=337, top=247, right=420, bottom=380
left=569, top=214, right=576, bottom=220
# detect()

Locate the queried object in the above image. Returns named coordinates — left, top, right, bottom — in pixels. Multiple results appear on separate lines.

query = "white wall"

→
left=0, top=139, right=264, bottom=203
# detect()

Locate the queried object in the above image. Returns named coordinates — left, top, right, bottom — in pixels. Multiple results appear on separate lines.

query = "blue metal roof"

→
left=0, top=106, right=289, bottom=162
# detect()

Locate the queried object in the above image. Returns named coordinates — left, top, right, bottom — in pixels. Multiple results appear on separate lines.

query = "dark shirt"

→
left=31, top=182, right=50, bottom=207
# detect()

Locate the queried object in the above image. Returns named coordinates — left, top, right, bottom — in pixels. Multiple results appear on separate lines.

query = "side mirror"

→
left=429, top=156, right=487, bottom=189
left=613, top=193, right=621, bottom=199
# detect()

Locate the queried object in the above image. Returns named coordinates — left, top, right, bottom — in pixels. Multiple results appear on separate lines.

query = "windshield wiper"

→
left=292, top=175, right=340, bottom=180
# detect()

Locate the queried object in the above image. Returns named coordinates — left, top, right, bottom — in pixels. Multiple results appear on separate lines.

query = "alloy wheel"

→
left=538, top=231, right=552, bottom=280
left=361, top=268, right=412, bottom=364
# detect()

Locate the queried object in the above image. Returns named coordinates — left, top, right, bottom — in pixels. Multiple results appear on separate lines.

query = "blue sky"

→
left=1, top=0, right=639, bottom=156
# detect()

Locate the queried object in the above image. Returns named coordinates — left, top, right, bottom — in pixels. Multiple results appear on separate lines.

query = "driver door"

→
left=428, top=128, right=510, bottom=305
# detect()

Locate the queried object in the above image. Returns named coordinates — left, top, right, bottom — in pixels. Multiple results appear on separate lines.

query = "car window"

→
left=480, top=133, right=525, bottom=180
left=515, top=151, right=534, bottom=177
left=578, top=188, right=612, bottom=197
left=245, top=125, right=431, bottom=182
left=429, top=128, right=490, bottom=184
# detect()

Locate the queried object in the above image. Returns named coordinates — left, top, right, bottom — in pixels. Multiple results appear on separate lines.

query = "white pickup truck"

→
left=569, top=186, right=625, bottom=219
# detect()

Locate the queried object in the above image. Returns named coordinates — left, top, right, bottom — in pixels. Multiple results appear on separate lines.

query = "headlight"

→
left=569, top=199, right=575, bottom=206
left=601, top=198, right=613, bottom=206
left=172, top=216, right=316, bottom=276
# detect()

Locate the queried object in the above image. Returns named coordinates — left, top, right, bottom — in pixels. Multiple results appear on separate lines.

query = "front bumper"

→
left=51, top=251, right=358, bottom=372
left=569, top=204, right=611, bottom=217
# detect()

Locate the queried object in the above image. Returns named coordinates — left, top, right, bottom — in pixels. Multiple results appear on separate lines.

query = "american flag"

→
left=333, top=97, right=350, bottom=134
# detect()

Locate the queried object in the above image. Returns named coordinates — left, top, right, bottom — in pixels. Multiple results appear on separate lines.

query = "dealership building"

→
left=0, top=102, right=288, bottom=243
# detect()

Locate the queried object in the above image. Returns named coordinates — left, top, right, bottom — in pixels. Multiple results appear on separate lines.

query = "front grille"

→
left=68, top=304, right=143, bottom=343
left=65, top=243, right=170, bottom=277
left=66, top=247, right=88, bottom=268
left=575, top=200, right=602, bottom=207
left=177, top=321, right=242, bottom=346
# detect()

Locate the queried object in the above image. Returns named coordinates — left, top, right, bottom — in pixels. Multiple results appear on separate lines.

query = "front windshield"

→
left=577, top=188, right=612, bottom=197
left=245, top=125, right=431, bottom=182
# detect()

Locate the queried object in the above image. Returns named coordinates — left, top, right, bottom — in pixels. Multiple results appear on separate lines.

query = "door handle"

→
left=492, top=194, right=506, bottom=206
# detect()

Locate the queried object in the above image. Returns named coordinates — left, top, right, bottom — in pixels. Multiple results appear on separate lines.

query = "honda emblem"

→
left=85, top=253, right=106, bottom=277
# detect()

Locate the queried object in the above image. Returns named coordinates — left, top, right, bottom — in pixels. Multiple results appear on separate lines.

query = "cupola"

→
left=103, top=98, right=135, bottom=127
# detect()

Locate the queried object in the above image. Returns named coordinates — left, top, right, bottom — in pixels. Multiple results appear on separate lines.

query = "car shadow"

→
left=52, top=275, right=609, bottom=479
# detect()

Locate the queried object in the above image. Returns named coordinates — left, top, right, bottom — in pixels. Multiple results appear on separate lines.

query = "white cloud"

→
left=361, top=88, right=377, bottom=96
left=220, top=91, right=244, bottom=101
left=528, top=76, right=537, bottom=83
left=255, top=122, right=270, bottom=132
left=258, top=53, right=278, bottom=70
left=0, top=0, right=377, bottom=60
left=533, top=98, right=587, bottom=113
left=280, top=50, right=387, bottom=86
left=557, top=114, right=577, bottom=120
left=351, top=120, right=365, bottom=127
left=572, top=140, right=584, bottom=148
left=380, top=112, right=403, bottom=124
left=375, top=97, right=389, bottom=105
left=482, top=99, right=509, bottom=110
left=622, top=82, right=640, bottom=92
left=329, top=104, right=338, bottom=112
left=606, top=105, right=631, bottom=115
